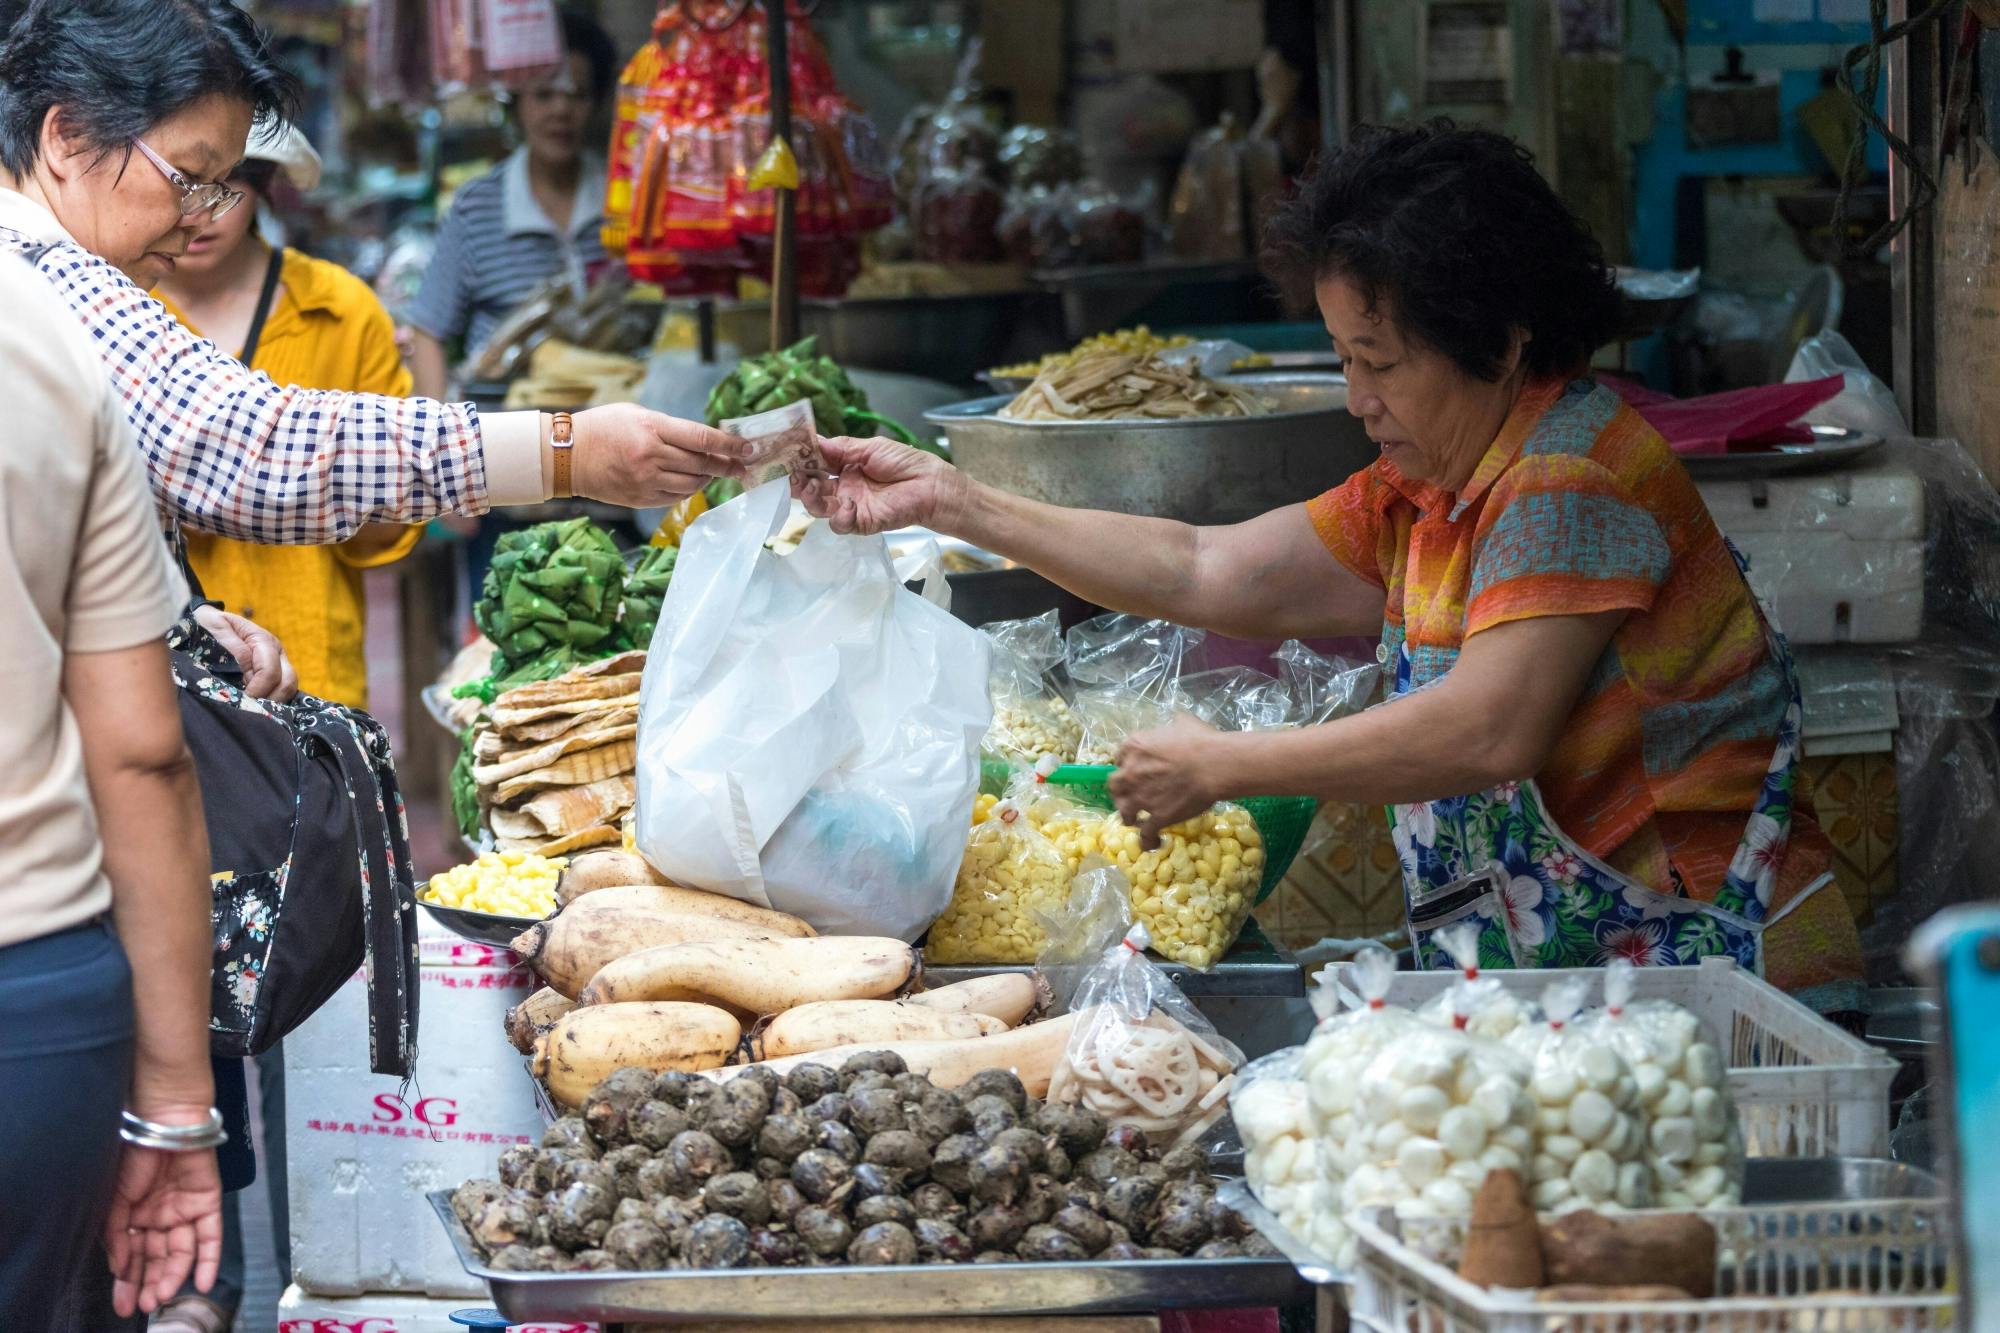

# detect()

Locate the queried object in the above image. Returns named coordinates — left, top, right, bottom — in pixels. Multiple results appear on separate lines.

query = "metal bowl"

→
left=418, top=899, right=540, bottom=950
left=925, top=372, right=1374, bottom=526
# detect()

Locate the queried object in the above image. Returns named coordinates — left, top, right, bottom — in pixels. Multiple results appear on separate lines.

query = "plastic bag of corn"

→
left=925, top=790, right=1082, bottom=964
left=980, top=610, right=1082, bottom=764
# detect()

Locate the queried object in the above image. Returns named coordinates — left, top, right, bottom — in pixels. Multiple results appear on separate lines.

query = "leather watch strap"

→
left=550, top=411, right=575, bottom=499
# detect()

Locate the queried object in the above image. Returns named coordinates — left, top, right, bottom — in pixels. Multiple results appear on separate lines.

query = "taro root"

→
left=849, top=1162, right=904, bottom=1201
left=892, top=1071, right=936, bottom=1101
left=701, top=1079, right=771, bottom=1147
left=650, top=1195, right=706, bottom=1250
left=1061, top=1182, right=1106, bottom=1215
left=769, top=1087, right=804, bottom=1118
left=752, top=1156, right=788, bottom=1181
left=910, top=1089, right=971, bottom=1146
left=489, top=1244, right=550, bottom=1271
left=684, top=1214, right=753, bottom=1269
left=1141, top=1246, right=1180, bottom=1260
left=794, top=1204, right=854, bottom=1258
left=968, top=1141, right=1033, bottom=1205
left=557, top=1158, right=617, bottom=1193
left=847, top=1087, right=908, bottom=1137
left=541, top=1116, right=600, bottom=1160
left=1050, top=1205, right=1110, bottom=1254
left=1160, top=1143, right=1208, bottom=1179
left=497, top=1146, right=541, bottom=1191
left=974, top=1250, right=1013, bottom=1264
left=965, top=1095, right=1019, bottom=1142
left=667, top=1130, right=734, bottom=1189
left=583, top=1068, right=657, bottom=1146
left=602, top=1218, right=670, bottom=1269
left=1102, top=1220, right=1133, bottom=1251
left=786, top=1064, right=841, bottom=1102
left=1103, top=1124, right=1148, bottom=1156
left=1103, top=1177, right=1163, bottom=1237
left=1194, top=1239, right=1245, bottom=1259
left=910, top=1182, right=967, bottom=1224
left=755, top=1112, right=814, bottom=1164
left=547, top=1182, right=614, bottom=1251
left=1045, top=1145, right=1073, bottom=1181
left=812, top=1120, right=862, bottom=1164
left=841, top=1050, right=909, bottom=1081
left=966, top=1202, right=1029, bottom=1252
left=1149, top=1202, right=1213, bottom=1253
left=630, top=1099, right=692, bottom=1151
left=1161, top=1179, right=1217, bottom=1216
left=765, top=1178, right=808, bottom=1225
left=929, top=1134, right=981, bottom=1194
left=845, top=1071, right=895, bottom=1096
left=1017, top=1224, right=1091, bottom=1261
left=853, top=1194, right=918, bottom=1230
left=914, top=1217, right=975, bottom=1263
left=959, top=1069, right=1028, bottom=1113
left=703, top=1171, right=772, bottom=1227
left=1241, top=1232, right=1282, bottom=1258
left=749, top=1227, right=809, bottom=1267
left=612, top=1197, right=652, bottom=1228
left=790, top=1147, right=854, bottom=1204
left=651, top=1070, right=707, bottom=1106
left=847, top=1220, right=919, bottom=1266
left=452, top=1179, right=508, bottom=1228
left=634, top=1157, right=679, bottom=1201
left=1138, top=1162, right=1170, bottom=1186
left=530, top=1213, right=555, bottom=1249
left=567, top=1249, right=617, bottom=1271
left=805, top=1092, right=851, bottom=1125
left=1018, top=1174, right=1061, bottom=1225
left=1077, top=1147, right=1140, bottom=1186
left=602, top=1143, right=652, bottom=1198
left=862, top=1129, right=931, bottom=1182
left=735, top=1064, right=782, bottom=1097
left=990, top=1127, right=1047, bottom=1170
left=1035, top=1104, right=1108, bottom=1158
left=1204, top=1197, right=1252, bottom=1240
left=1102, top=1241, right=1147, bottom=1261
left=470, top=1194, right=538, bottom=1253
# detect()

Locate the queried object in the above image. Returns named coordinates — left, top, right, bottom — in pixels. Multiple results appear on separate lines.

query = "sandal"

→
left=148, top=1295, right=232, bottom=1333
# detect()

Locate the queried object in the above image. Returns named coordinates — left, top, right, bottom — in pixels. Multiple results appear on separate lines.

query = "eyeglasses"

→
left=132, top=139, right=245, bottom=221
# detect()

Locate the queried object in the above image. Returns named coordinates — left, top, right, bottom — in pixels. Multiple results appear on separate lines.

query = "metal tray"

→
left=428, top=1192, right=1307, bottom=1323
left=418, top=899, right=540, bottom=950
left=925, top=918, right=1306, bottom=1000
left=1678, top=425, right=1885, bottom=478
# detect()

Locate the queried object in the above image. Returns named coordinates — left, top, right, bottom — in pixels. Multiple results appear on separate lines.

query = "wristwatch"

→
left=550, top=411, right=575, bottom=499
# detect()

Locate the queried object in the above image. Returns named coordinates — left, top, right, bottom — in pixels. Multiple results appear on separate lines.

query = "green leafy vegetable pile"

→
left=618, top=544, right=678, bottom=650
left=470, top=517, right=626, bottom=695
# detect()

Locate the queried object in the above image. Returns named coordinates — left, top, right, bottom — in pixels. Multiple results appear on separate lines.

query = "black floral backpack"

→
left=167, top=579, right=419, bottom=1078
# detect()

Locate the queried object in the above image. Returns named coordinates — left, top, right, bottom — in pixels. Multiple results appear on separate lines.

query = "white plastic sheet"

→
left=634, top=480, right=991, bottom=940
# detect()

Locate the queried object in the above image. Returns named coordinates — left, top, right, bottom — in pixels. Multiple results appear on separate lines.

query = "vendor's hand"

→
left=571, top=404, right=749, bottom=507
left=192, top=605, right=298, bottom=701
left=1108, top=714, right=1226, bottom=850
left=104, top=1111, right=223, bottom=1317
left=792, top=435, right=965, bottom=536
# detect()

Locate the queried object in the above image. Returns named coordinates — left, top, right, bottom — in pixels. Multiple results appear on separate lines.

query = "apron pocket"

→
left=1408, top=863, right=1524, bottom=970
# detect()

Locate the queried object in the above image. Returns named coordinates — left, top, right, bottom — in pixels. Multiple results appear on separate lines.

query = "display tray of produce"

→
left=427, top=1192, right=1304, bottom=1323
left=419, top=900, right=540, bottom=950
left=925, top=918, right=1305, bottom=1000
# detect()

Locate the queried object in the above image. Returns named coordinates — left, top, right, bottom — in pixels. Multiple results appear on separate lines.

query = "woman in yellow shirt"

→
left=154, top=126, right=419, bottom=709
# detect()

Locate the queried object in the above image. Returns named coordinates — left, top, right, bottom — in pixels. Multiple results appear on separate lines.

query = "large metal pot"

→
left=925, top=372, right=1373, bottom=525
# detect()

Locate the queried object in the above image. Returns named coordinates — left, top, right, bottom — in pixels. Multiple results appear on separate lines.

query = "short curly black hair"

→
left=1264, top=120, right=1621, bottom=381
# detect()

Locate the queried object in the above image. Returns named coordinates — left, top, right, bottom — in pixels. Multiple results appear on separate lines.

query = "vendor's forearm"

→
left=941, top=477, right=1209, bottom=623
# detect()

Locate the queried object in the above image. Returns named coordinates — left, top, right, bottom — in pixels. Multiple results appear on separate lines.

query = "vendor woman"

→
left=799, top=121, right=1862, bottom=1011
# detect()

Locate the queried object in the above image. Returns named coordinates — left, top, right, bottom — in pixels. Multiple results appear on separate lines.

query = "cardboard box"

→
left=285, top=920, right=546, bottom=1298
left=277, top=1284, right=598, bottom=1333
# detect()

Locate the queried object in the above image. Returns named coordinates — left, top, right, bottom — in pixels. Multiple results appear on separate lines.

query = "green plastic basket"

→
left=977, top=759, right=1315, bottom=904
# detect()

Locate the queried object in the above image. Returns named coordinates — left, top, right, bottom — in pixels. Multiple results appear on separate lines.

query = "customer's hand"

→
left=793, top=436, right=966, bottom=536
left=571, top=404, right=748, bottom=507
left=192, top=605, right=298, bottom=701
left=1108, top=714, right=1227, bottom=850
left=104, top=1130, right=223, bottom=1317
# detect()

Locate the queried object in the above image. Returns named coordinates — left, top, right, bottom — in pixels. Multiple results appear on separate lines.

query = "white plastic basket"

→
left=1329, top=957, right=1897, bottom=1158
left=1349, top=1195, right=1955, bottom=1333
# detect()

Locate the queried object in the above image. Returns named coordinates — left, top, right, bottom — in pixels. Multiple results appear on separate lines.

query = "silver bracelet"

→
left=119, top=1108, right=228, bottom=1152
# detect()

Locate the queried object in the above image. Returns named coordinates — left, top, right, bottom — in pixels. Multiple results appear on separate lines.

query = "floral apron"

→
left=1387, top=603, right=1823, bottom=978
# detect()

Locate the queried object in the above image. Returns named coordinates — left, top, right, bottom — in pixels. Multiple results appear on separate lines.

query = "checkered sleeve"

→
left=27, top=240, right=492, bottom=544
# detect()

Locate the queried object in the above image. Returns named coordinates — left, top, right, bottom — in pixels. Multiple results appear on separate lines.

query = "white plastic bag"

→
left=1507, top=978, right=1651, bottom=1213
left=634, top=479, right=991, bottom=939
left=1785, top=330, right=1908, bottom=438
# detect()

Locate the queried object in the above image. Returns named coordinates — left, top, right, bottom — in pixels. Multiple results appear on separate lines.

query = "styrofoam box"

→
left=1327, top=957, right=1897, bottom=1158
left=285, top=919, right=545, bottom=1298
left=277, top=1284, right=599, bottom=1332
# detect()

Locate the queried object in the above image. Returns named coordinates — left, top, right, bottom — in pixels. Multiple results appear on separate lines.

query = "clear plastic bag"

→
left=926, top=781, right=1076, bottom=965
left=1418, top=922, right=1533, bottom=1041
left=1167, top=116, right=1245, bottom=262
left=980, top=610, right=1083, bottom=763
left=1585, top=959, right=1744, bottom=1207
left=1274, top=640, right=1382, bottom=725
left=1507, top=978, right=1652, bottom=1213
left=1069, top=685, right=1185, bottom=764
left=1180, top=666, right=1296, bottom=732
left=1230, top=1046, right=1321, bottom=1247
left=1031, top=854, right=1133, bottom=1012
left=1341, top=980, right=1535, bottom=1227
left=1047, top=922, right=1244, bottom=1147
left=1784, top=330, right=1908, bottom=438
left=1065, top=614, right=1206, bottom=700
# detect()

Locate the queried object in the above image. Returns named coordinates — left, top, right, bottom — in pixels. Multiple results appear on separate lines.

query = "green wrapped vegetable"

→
left=705, top=336, right=922, bottom=447
left=619, top=544, right=677, bottom=649
left=450, top=725, right=484, bottom=841
left=473, top=517, right=626, bottom=686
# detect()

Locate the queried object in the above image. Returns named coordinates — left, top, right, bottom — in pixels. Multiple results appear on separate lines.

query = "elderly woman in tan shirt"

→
left=0, top=254, right=225, bottom=1328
